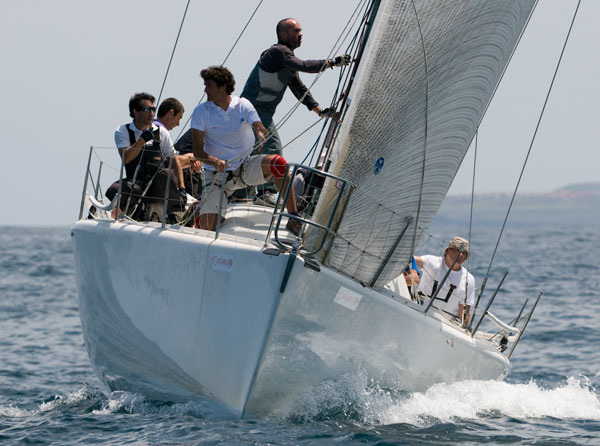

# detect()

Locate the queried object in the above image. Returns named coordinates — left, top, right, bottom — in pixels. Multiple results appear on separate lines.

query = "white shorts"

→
left=200, top=155, right=274, bottom=216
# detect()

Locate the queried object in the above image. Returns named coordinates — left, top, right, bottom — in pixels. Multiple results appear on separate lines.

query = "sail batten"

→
left=309, top=0, right=536, bottom=286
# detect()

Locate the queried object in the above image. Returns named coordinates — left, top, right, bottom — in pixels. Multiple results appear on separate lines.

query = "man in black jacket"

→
left=238, top=17, right=350, bottom=205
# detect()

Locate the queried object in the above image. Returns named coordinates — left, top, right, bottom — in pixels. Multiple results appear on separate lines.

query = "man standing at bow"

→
left=239, top=17, right=351, bottom=205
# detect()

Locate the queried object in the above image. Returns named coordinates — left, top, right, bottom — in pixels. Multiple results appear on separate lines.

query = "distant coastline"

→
left=1, top=183, right=598, bottom=228
left=434, top=182, right=600, bottom=227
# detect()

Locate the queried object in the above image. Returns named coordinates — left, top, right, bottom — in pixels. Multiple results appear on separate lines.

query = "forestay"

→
left=309, top=0, right=536, bottom=286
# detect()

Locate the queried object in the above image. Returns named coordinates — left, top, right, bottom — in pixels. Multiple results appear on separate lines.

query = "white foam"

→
left=282, top=373, right=600, bottom=425
left=0, top=405, right=35, bottom=418
left=0, top=385, right=232, bottom=420
left=92, top=390, right=228, bottom=419
left=38, top=387, right=94, bottom=412
left=0, top=387, right=95, bottom=418
left=371, top=377, right=600, bottom=426
left=91, top=391, right=147, bottom=415
left=4, top=377, right=598, bottom=426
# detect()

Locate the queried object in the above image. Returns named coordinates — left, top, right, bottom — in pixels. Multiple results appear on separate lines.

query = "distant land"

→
left=433, top=182, right=600, bottom=227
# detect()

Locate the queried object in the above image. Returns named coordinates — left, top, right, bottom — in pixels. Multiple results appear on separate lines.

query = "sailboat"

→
left=71, top=0, right=542, bottom=417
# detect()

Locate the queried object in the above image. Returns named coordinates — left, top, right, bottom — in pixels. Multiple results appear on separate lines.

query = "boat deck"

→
left=217, top=201, right=296, bottom=244
left=91, top=200, right=298, bottom=249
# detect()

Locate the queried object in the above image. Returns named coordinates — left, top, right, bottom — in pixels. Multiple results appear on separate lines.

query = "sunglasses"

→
left=138, top=106, right=156, bottom=112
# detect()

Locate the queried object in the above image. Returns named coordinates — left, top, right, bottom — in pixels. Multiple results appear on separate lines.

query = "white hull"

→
left=71, top=213, right=509, bottom=417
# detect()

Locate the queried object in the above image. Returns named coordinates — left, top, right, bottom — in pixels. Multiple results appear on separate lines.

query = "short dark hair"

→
left=129, top=92, right=155, bottom=119
left=157, top=97, right=184, bottom=119
left=200, top=66, right=235, bottom=94
left=276, top=18, right=294, bottom=40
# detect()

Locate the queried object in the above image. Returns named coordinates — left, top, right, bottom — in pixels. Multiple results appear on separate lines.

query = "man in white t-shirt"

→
left=415, top=236, right=475, bottom=325
left=191, top=66, right=301, bottom=234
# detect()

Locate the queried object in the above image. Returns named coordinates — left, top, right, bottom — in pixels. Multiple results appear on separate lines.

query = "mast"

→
left=316, top=0, right=382, bottom=171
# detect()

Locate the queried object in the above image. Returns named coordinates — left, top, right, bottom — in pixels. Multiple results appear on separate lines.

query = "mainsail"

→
left=309, top=0, right=536, bottom=287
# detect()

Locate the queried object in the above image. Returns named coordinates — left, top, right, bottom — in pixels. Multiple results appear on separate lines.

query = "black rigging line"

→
left=464, top=130, right=477, bottom=311
left=407, top=0, right=430, bottom=268
left=157, top=0, right=191, bottom=106
left=477, top=0, right=582, bottom=307
left=459, top=1, right=540, bottom=175
left=273, top=0, right=369, bottom=156
left=222, top=0, right=264, bottom=68
left=304, top=2, right=371, bottom=166
left=174, top=0, right=264, bottom=142
left=463, top=1, right=541, bottom=316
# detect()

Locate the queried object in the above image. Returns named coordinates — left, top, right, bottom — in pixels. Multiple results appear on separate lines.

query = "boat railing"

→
left=412, top=251, right=542, bottom=356
left=457, top=263, right=543, bottom=356
left=79, top=146, right=115, bottom=220
left=266, top=163, right=353, bottom=257
left=78, top=148, right=353, bottom=254
left=78, top=145, right=174, bottom=223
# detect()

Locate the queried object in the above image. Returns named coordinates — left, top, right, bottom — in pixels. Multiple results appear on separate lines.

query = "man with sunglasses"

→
left=105, top=92, right=187, bottom=220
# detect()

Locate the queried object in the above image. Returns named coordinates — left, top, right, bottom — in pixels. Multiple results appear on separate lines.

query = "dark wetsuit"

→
left=240, top=43, right=327, bottom=194
left=241, top=43, right=325, bottom=128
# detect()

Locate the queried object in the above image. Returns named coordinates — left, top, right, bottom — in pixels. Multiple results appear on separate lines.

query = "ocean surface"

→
left=1, top=223, right=599, bottom=445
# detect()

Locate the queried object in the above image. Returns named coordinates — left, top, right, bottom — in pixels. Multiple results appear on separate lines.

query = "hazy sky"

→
left=1, top=0, right=597, bottom=226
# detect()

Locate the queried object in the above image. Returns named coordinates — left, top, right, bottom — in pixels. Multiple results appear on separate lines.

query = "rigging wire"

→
left=476, top=0, right=582, bottom=306
left=407, top=0, right=430, bottom=270
left=282, top=118, right=327, bottom=153
left=112, top=0, right=193, bottom=220
left=304, top=1, right=372, bottom=166
left=269, top=0, right=370, bottom=152
left=225, top=0, right=370, bottom=166
left=421, top=0, right=541, bottom=244
left=156, top=0, right=191, bottom=106
left=468, top=131, right=477, bottom=250
left=221, top=0, right=265, bottom=69
left=463, top=130, right=478, bottom=311
left=174, top=0, right=265, bottom=141
left=409, top=0, right=537, bottom=289
left=458, top=0, right=540, bottom=172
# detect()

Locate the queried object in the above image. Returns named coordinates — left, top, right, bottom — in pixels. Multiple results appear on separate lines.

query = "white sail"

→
left=312, top=0, right=536, bottom=286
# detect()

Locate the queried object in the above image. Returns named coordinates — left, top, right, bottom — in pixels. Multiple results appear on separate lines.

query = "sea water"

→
left=1, top=224, right=599, bottom=445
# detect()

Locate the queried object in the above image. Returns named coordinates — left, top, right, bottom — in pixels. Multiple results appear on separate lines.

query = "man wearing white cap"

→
left=415, top=236, right=475, bottom=326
